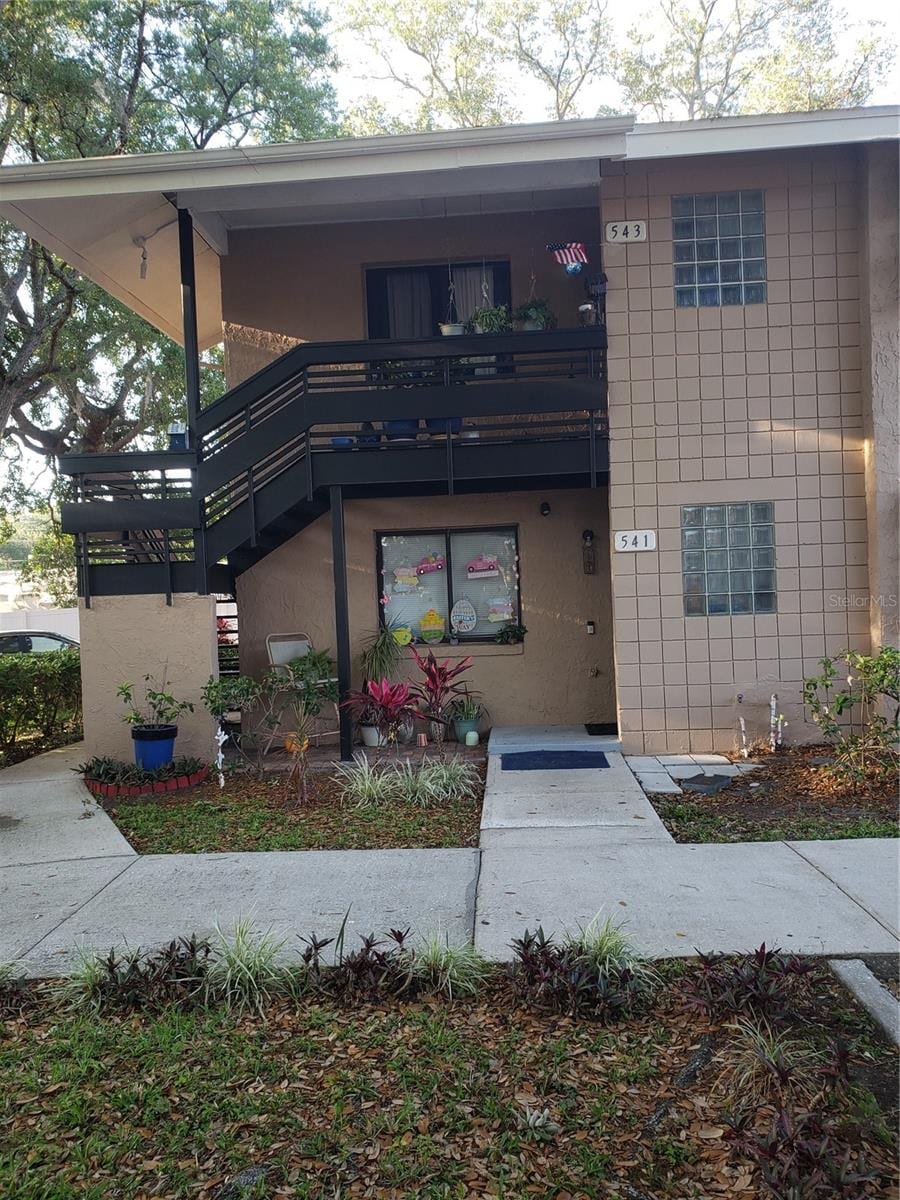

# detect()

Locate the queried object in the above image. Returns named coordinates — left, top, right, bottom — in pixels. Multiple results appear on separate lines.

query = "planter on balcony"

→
left=384, top=419, right=419, bottom=442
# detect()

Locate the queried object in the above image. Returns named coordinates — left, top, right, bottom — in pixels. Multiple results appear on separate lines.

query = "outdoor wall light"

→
left=540, top=501, right=551, bottom=516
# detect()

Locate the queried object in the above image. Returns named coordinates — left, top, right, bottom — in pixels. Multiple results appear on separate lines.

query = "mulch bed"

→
left=1, top=966, right=896, bottom=1199
left=651, top=745, right=899, bottom=843
left=108, top=769, right=484, bottom=854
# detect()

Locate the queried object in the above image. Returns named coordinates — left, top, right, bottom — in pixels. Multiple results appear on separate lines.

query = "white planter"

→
left=359, top=725, right=385, bottom=748
left=439, top=323, right=465, bottom=336
left=520, top=319, right=543, bottom=331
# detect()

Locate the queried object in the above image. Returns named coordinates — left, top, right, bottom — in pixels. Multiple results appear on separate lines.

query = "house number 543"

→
left=605, top=221, right=647, bottom=243
left=614, top=529, right=656, bottom=552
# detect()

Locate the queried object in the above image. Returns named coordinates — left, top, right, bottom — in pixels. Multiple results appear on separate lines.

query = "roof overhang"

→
left=0, top=117, right=633, bottom=349
left=1, top=107, right=897, bottom=349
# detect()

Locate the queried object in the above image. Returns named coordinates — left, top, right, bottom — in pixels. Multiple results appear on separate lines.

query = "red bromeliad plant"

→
left=410, top=647, right=473, bottom=754
left=342, top=679, right=418, bottom=747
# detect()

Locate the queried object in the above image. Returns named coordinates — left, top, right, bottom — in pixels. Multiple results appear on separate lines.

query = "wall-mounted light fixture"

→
left=540, top=501, right=551, bottom=516
left=582, top=528, right=597, bottom=575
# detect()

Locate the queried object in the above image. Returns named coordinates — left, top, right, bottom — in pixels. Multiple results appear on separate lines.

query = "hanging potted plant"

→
left=468, top=304, right=512, bottom=335
left=117, top=676, right=194, bottom=769
left=439, top=269, right=465, bottom=335
left=514, top=298, right=557, bottom=331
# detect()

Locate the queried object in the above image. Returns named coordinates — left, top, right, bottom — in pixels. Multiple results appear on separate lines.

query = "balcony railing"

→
left=60, top=327, right=608, bottom=596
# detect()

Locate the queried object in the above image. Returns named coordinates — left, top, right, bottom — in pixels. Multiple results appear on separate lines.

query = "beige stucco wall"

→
left=220, top=208, right=599, bottom=386
left=79, top=593, right=219, bottom=761
left=602, top=146, right=872, bottom=753
left=236, top=488, right=616, bottom=727
left=859, top=141, right=900, bottom=650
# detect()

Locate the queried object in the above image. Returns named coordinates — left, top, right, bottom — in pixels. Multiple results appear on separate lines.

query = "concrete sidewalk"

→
left=1, top=742, right=897, bottom=974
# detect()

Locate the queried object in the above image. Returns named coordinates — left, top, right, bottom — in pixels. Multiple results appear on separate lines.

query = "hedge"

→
left=0, top=648, right=82, bottom=751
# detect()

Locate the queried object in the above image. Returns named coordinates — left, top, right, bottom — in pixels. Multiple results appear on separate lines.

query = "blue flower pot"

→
left=384, top=419, right=419, bottom=442
left=330, top=435, right=354, bottom=448
left=132, top=724, right=177, bottom=769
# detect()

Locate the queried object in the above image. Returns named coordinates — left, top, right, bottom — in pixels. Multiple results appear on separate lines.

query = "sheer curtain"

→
left=386, top=270, right=432, bottom=338
left=451, top=265, right=493, bottom=324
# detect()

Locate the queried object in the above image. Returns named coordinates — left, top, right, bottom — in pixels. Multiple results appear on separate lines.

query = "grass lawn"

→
left=1, top=965, right=896, bottom=1199
left=109, top=771, right=483, bottom=853
left=649, top=745, right=899, bottom=844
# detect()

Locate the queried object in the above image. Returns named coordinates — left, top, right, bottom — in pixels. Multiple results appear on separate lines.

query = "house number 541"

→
left=614, top=529, right=656, bottom=552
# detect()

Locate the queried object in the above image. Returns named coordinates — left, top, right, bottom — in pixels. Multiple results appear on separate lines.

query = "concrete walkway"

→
left=482, top=726, right=672, bottom=847
left=1, top=738, right=897, bottom=974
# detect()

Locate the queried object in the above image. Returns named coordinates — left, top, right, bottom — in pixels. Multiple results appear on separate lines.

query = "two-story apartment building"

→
left=1, top=106, right=896, bottom=760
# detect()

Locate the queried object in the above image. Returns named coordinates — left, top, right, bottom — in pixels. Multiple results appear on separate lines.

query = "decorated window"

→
left=378, top=526, right=521, bottom=643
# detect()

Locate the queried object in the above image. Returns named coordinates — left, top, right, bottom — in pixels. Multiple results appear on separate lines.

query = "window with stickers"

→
left=377, top=527, right=521, bottom=643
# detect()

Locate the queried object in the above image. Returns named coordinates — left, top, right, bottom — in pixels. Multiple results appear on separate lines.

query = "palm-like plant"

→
left=410, top=647, right=473, bottom=756
left=342, top=679, right=418, bottom=748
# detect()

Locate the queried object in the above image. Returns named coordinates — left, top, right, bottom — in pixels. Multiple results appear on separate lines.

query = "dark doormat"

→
left=501, top=751, right=610, bottom=771
left=585, top=722, right=618, bottom=736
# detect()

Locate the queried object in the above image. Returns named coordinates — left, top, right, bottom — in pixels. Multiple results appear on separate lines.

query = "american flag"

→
left=546, top=241, right=588, bottom=265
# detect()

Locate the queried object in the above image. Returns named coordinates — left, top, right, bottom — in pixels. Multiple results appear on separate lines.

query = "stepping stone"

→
left=657, top=755, right=697, bottom=765
left=624, top=756, right=662, bottom=769
left=681, top=773, right=733, bottom=795
left=635, top=772, right=682, bottom=795
left=690, top=753, right=731, bottom=765
left=666, top=764, right=705, bottom=780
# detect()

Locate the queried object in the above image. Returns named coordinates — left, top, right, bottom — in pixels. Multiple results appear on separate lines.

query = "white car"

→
left=0, top=630, right=79, bottom=654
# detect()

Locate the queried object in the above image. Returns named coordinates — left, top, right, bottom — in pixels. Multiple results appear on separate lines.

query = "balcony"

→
left=60, top=326, right=608, bottom=598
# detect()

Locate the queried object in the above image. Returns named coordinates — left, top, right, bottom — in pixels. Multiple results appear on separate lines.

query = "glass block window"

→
left=681, top=502, right=776, bottom=616
left=672, top=191, right=766, bottom=308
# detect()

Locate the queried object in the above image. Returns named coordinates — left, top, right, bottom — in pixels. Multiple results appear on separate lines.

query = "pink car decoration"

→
left=466, top=554, right=499, bottom=577
left=415, top=553, right=446, bottom=575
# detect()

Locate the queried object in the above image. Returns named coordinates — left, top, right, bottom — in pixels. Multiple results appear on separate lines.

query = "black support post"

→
left=330, top=485, right=354, bottom=761
left=177, top=207, right=202, bottom=440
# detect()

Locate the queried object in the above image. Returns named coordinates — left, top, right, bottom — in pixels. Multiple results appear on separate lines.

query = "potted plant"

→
left=117, top=676, right=194, bottom=769
left=358, top=624, right=415, bottom=744
left=494, top=621, right=527, bottom=645
left=409, top=646, right=473, bottom=757
left=449, top=690, right=485, bottom=742
left=514, top=298, right=557, bottom=331
left=439, top=321, right=465, bottom=336
left=342, top=679, right=418, bottom=750
left=468, top=304, right=512, bottom=334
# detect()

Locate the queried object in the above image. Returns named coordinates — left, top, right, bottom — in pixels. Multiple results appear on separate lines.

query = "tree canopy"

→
left=0, top=0, right=337, bottom=468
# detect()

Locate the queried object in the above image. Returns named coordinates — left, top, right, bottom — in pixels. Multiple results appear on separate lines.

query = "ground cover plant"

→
left=0, top=932, right=896, bottom=1200
left=107, top=763, right=484, bottom=853
left=650, top=744, right=899, bottom=843
left=0, top=647, right=81, bottom=765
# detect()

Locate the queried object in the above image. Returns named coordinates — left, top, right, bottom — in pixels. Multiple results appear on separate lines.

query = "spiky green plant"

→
left=563, top=914, right=658, bottom=988
left=718, top=1018, right=826, bottom=1105
left=413, top=932, right=491, bottom=998
left=206, top=918, right=288, bottom=1015
left=392, top=759, right=438, bottom=806
left=63, top=945, right=110, bottom=1010
left=418, top=758, right=480, bottom=802
left=333, top=754, right=397, bottom=806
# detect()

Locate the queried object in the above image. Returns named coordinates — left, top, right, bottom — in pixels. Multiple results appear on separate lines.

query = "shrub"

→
left=688, top=943, right=816, bottom=1022
left=75, top=755, right=207, bottom=786
left=329, top=927, right=417, bottom=1002
left=726, top=1107, right=876, bottom=1198
left=717, top=1019, right=827, bottom=1106
left=0, top=648, right=81, bottom=751
left=66, top=936, right=211, bottom=1011
left=803, top=647, right=899, bottom=783
left=511, top=920, right=654, bottom=1020
left=333, top=756, right=480, bottom=807
left=205, top=918, right=288, bottom=1015
left=413, top=932, right=491, bottom=999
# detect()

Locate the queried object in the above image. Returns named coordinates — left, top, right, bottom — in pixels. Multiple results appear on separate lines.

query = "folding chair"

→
left=264, top=632, right=340, bottom=749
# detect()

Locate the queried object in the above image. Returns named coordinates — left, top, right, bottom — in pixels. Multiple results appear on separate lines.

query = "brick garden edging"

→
left=84, top=765, right=209, bottom=802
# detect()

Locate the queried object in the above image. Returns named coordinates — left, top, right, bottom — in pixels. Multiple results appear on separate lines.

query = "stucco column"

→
left=860, top=142, right=900, bottom=648
left=78, top=593, right=219, bottom=761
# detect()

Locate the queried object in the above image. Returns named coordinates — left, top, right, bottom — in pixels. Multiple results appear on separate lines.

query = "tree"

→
left=0, top=0, right=337, bottom=466
left=614, top=0, right=894, bottom=121
left=498, top=0, right=613, bottom=120
left=17, top=520, right=77, bottom=609
left=342, top=0, right=518, bottom=130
